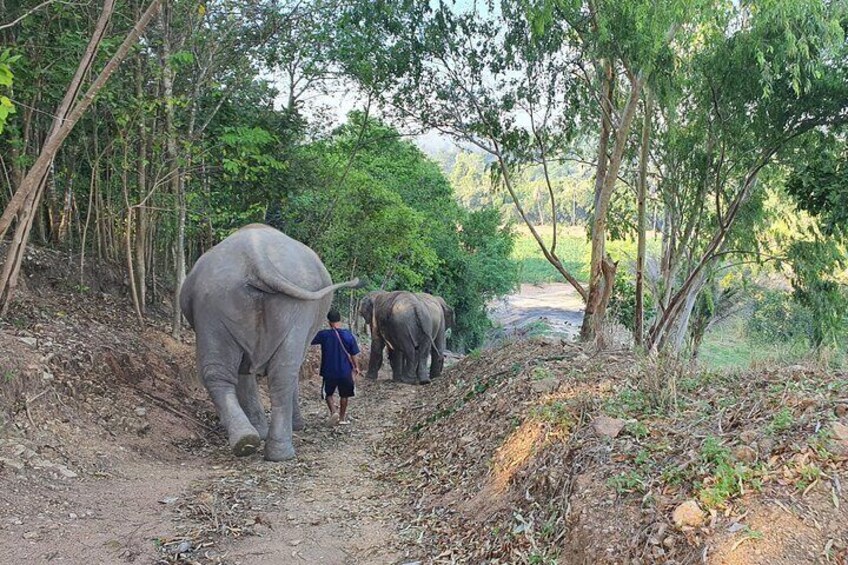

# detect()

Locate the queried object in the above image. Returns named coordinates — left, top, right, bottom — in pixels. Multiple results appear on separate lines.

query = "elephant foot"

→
left=250, top=417, right=269, bottom=440
left=365, top=372, right=378, bottom=380
left=264, top=440, right=296, bottom=462
left=231, top=433, right=261, bottom=457
left=292, top=415, right=305, bottom=432
left=419, top=376, right=431, bottom=385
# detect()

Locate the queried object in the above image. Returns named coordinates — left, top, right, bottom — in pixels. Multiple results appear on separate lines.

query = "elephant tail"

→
left=250, top=266, right=362, bottom=301
left=427, top=333, right=443, bottom=359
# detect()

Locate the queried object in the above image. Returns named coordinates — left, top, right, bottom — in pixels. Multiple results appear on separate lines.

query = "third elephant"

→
left=359, top=291, right=436, bottom=384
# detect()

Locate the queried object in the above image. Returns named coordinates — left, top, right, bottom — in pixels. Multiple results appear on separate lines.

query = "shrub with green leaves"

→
left=746, top=289, right=814, bottom=344
left=272, top=114, right=518, bottom=349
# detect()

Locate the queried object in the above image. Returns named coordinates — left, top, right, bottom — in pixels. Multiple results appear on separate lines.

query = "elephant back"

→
left=372, top=291, right=433, bottom=349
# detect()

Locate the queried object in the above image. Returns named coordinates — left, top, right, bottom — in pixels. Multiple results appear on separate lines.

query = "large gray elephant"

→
left=180, top=224, right=359, bottom=461
left=416, top=292, right=454, bottom=380
left=359, top=290, right=434, bottom=384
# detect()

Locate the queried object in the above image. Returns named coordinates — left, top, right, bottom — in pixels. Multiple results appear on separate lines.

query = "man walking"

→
left=311, top=309, right=360, bottom=426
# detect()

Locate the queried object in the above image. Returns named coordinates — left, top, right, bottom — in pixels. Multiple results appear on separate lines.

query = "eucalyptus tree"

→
left=336, top=0, right=697, bottom=344
left=784, top=132, right=848, bottom=346
left=644, top=0, right=848, bottom=353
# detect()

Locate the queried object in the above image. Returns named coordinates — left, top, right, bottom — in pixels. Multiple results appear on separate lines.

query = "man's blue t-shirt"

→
left=311, top=328, right=360, bottom=380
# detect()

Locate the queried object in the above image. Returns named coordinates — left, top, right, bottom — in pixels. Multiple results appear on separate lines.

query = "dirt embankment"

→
left=386, top=338, right=848, bottom=564
left=2, top=246, right=847, bottom=565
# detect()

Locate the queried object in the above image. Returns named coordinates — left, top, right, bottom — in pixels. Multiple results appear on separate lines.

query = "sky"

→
left=265, top=0, right=494, bottom=159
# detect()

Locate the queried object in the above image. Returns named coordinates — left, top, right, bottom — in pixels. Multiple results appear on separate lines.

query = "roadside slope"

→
left=386, top=338, right=848, bottom=564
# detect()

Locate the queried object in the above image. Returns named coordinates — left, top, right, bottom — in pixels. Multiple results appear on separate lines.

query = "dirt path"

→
left=488, top=282, right=584, bottom=340
left=211, top=372, right=420, bottom=564
left=0, top=366, right=420, bottom=565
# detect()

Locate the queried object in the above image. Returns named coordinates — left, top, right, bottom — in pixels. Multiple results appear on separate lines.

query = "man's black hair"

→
left=327, top=309, right=342, bottom=323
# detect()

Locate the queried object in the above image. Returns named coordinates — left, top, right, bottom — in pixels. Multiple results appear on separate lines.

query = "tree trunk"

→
left=659, top=270, right=707, bottom=353
left=0, top=176, right=47, bottom=315
left=80, top=154, right=97, bottom=286
left=0, top=0, right=162, bottom=313
left=581, top=67, right=646, bottom=343
left=135, top=53, right=148, bottom=312
left=635, top=89, right=652, bottom=347
left=159, top=4, right=185, bottom=338
left=121, top=137, right=143, bottom=323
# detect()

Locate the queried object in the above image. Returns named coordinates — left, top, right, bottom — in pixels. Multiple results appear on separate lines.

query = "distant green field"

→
left=512, top=225, right=661, bottom=285
left=512, top=225, right=841, bottom=373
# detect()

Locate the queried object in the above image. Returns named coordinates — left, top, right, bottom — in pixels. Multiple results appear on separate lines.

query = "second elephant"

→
left=416, top=292, right=454, bottom=380
left=360, top=291, right=435, bottom=384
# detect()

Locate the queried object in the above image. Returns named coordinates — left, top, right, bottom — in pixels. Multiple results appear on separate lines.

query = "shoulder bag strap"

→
left=333, top=329, right=358, bottom=374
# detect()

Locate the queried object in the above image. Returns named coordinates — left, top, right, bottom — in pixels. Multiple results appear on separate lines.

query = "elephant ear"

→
left=359, top=295, right=374, bottom=323
left=438, top=297, right=455, bottom=329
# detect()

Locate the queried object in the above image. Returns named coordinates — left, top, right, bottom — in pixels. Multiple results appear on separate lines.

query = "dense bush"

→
left=608, top=272, right=655, bottom=334
left=270, top=114, right=518, bottom=350
left=786, top=239, right=848, bottom=347
left=746, top=289, right=815, bottom=344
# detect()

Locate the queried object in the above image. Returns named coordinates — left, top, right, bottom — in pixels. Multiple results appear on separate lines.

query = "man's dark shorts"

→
left=322, top=375, right=355, bottom=399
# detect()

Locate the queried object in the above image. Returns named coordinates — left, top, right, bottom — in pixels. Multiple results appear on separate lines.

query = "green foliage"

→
left=608, top=273, right=657, bottom=333
left=532, top=400, right=573, bottom=430
left=0, top=49, right=20, bottom=134
left=796, top=464, right=822, bottom=491
left=746, top=289, right=814, bottom=344
left=625, top=421, right=650, bottom=439
left=218, top=127, right=287, bottom=180
left=604, top=388, right=652, bottom=418
left=768, top=407, right=795, bottom=435
left=697, top=437, right=761, bottom=508
left=272, top=114, right=518, bottom=349
left=786, top=134, right=848, bottom=237
left=786, top=238, right=848, bottom=347
left=607, top=470, right=647, bottom=494
left=524, top=319, right=553, bottom=338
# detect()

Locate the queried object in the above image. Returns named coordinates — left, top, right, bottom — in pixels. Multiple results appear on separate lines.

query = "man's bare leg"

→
left=325, top=395, right=339, bottom=426
left=339, top=397, right=349, bottom=422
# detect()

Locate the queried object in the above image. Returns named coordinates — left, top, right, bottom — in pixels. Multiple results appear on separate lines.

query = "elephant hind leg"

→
left=237, top=373, right=269, bottom=440
left=429, top=344, right=445, bottom=380
left=430, top=328, right=447, bottom=380
left=292, top=380, right=304, bottom=432
left=417, top=348, right=432, bottom=385
left=389, top=348, right=405, bottom=382
left=265, top=350, right=306, bottom=462
left=199, top=343, right=260, bottom=457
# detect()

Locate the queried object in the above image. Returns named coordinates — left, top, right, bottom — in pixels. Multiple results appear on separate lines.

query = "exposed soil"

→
left=488, top=283, right=584, bottom=341
left=386, top=339, right=848, bottom=564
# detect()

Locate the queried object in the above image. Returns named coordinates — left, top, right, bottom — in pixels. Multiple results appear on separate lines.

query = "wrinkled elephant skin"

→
left=181, top=224, right=359, bottom=461
left=416, top=292, right=454, bottom=380
left=359, top=291, right=438, bottom=385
